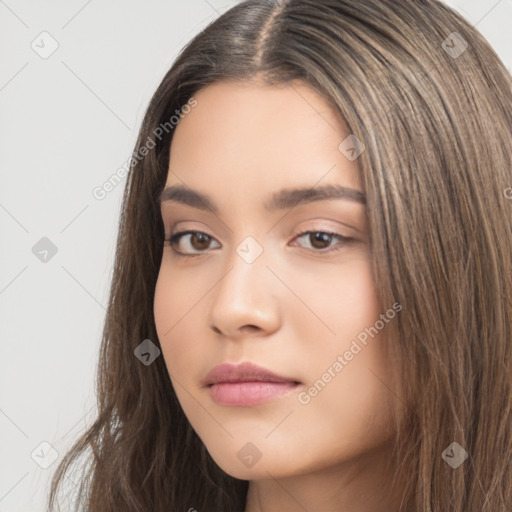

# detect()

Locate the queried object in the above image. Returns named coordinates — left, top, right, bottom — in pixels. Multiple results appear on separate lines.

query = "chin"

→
left=202, top=437, right=308, bottom=481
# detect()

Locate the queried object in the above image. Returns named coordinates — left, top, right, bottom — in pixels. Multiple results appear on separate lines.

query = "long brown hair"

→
left=48, top=1, right=512, bottom=510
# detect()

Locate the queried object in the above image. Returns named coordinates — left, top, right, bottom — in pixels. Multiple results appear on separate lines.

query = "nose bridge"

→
left=217, top=235, right=270, bottom=308
left=207, top=234, right=280, bottom=336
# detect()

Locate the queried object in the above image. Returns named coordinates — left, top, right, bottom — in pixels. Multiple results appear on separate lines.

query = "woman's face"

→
left=154, top=79, right=398, bottom=480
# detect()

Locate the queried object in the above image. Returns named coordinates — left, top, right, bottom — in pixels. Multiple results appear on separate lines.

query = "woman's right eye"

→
left=165, top=230, right=220, bottom=257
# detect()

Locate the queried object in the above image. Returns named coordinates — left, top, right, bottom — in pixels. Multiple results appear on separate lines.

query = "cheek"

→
left=153, top=265, right=197, bottom=375
left=287, top=257, right=395, bottom=447
left=287, top=252, right=381, bottom=343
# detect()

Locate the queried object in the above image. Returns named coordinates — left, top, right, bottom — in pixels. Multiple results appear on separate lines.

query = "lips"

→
left=203, top=361, right=301, bottom=406
left=203, top=361, right=299, bottom=385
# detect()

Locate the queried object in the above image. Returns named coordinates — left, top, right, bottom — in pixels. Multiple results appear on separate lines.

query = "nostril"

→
left=242, top=325, right=260, bottom=333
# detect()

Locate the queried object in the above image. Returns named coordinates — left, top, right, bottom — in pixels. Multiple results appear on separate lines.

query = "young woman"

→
left=48, top=1, right=512, bottom=510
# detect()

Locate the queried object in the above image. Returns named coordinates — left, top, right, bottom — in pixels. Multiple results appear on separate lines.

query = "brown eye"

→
left=293, top=231, right=356, bottom=254
left=189, top=232, right=211, bottom=250
left=167, top=231, right=220, bottom=256
left=308, top=232, right=333, bottom=249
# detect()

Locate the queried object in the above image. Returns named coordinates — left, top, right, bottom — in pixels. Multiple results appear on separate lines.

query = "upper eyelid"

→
left=168, top=228, right=349, bottom=240
left=165, top=217, right=362, bottom=237
left=161, top=207, right=367, bottom=236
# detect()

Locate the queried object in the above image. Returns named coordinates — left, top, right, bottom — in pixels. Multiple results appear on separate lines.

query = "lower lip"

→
left=209, top=381, right=299, bottom=406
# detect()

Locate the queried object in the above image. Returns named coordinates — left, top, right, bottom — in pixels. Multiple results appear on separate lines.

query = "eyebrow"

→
left=158, top=183, right=366, bottom=213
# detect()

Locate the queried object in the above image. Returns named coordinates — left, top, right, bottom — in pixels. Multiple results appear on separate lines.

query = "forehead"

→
left=166, top=79, right=362, bottom=194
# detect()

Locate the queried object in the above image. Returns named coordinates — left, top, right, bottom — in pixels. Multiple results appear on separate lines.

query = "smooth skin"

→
left=154, top=79, right=404, bottom=512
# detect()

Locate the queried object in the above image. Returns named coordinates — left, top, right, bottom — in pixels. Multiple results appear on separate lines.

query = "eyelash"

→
left=164, top=229, right=356, bottom=259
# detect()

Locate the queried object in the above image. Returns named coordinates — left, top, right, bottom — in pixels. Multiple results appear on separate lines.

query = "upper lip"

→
left=203, top=361, right=300, bottom=386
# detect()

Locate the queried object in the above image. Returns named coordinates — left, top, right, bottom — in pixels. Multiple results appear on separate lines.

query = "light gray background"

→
left=1, top=1, right=511, bottom=510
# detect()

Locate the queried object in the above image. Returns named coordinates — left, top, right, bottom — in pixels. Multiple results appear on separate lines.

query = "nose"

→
left=207, top=245, right=281, bottom=339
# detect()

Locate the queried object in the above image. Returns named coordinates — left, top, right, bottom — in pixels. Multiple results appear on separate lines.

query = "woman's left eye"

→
left=292, top=231, right=356, bottom=253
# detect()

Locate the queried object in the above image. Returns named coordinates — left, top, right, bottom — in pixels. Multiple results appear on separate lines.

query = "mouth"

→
left=208, top=381, right=300, bottom=406
left=203, top=361, right=301, bottom=407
